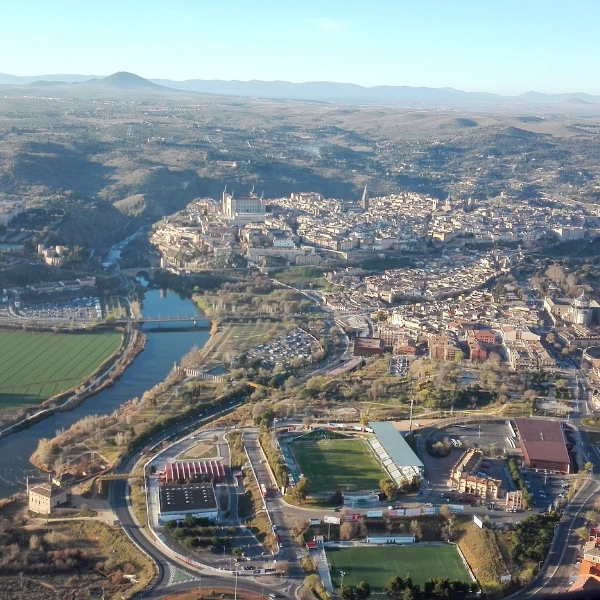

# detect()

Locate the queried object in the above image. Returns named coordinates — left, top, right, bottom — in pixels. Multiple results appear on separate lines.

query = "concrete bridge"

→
left=123, top=316, right=208, bottom=324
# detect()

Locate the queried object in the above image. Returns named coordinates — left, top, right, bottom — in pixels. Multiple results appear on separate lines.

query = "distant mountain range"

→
left=1, top=71, right=599, bottom=105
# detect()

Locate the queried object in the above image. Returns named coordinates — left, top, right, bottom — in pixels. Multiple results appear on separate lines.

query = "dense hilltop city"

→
left=2, top=87, right=600, bottom=600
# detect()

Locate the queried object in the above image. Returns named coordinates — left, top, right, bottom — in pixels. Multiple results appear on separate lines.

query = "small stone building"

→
left=29, top=483, right=67, bottom=515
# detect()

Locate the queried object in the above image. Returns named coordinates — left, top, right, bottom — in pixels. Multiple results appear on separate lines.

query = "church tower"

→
left=361, top=184, right=369, bottom=212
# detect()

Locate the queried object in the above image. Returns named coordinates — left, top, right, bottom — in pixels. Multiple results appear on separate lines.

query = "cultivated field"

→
left=289, top=438, right=386, bottom=493
left=326, top=545, right=471, bottom=591
left=0, top=330, right=122, bottom=410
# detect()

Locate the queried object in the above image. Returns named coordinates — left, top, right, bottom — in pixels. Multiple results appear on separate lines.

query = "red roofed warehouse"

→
left=514, top=418, right=571, bottom=473
left=163, top=460, right=226, bottom=484
left=353, top=337, right=385, bottom=357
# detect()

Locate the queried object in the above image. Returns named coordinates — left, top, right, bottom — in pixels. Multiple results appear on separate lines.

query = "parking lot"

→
left=521, top=468, right=569, bottom=512
left=388, top=356, right=410, bottom=377
left=422, top=420, right=571, bottom=516
left=423, top=422, right=516, bottom=501
left=17, top=297, right=102, bottom=322
left=244, top=328, right=320, bottom=370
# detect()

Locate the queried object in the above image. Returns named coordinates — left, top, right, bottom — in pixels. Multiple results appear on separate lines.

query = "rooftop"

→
left=163, top=460, right=225, bottom=483
left=369, top=421, right=424, bottom=468
left=29, top=483, right=65, bottom=499
left=514, top=418, right=570, bottom=465
left=354, top=338, right=385, bottom=349
left=158, top=483, right=217, bottom=514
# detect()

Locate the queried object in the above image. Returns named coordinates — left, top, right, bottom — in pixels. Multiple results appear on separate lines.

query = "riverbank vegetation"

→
left=30, top=338, right=249, bottom=472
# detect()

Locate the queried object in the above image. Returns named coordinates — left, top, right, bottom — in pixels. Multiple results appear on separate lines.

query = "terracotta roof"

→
left=514, top=418, right=570, bottom=466
left=569, top=574, right=600, bottom=592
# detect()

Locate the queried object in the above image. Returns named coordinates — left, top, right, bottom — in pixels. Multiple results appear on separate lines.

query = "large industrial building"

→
left=368, top=422, right=424, bottom=488
left=158, top=482, right=218, bottom=524
left=514, top=418, right=571, bottom=473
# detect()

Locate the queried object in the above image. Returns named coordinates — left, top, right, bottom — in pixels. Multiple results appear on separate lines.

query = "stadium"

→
left=278, top=421, right=423, bottom=495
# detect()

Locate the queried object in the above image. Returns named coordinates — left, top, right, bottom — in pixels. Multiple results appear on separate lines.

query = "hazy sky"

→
left=2, top=0, right=598, bottom=95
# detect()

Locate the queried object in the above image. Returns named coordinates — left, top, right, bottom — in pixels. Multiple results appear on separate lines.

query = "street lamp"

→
left=234, top=570, right=238, bottom=600
left=340, top=570, right=346, bottom=591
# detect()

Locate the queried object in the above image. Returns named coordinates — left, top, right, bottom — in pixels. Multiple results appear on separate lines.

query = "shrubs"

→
left=507, top=457, right=533, bottom=508
left=427, top=439, right=452, bottom=458
left=510, top=513, right=560, bottom=563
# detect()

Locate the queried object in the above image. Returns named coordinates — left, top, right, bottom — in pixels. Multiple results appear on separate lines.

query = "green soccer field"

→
left=326, top=545, right=472, bottom=592
left=289, top=438, right=387, bottom=493
left=0, top=330, right=122, bottom=410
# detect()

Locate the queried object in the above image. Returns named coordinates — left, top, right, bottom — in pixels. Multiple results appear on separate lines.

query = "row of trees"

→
left=339, top=575, right=478, bottom=600
left=506, top=457, right=533, bottom=509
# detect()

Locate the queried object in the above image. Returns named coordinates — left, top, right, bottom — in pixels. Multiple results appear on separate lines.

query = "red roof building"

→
left=353, top=337, right=385, bottom=357
left=514, top=418, right=571, bottom=473
left=163, top=460, right=226, bottom=484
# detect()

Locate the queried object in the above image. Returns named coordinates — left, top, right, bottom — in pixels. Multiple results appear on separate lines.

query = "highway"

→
left=518, top=476, right=600, bottom=597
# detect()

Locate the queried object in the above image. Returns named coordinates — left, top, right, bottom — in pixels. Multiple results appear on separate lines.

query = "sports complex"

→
left=277, top=422, right=476, bottom=591
left=326, top=545, right=472, bottom=592
left=280, top=421, right=424, bottom=493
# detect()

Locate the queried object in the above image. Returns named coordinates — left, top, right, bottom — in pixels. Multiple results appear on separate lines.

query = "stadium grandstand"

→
left=368, top=422, right=424, bottom=487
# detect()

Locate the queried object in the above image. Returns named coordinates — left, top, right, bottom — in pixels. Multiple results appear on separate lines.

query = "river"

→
left=0, top=288, right=210, bottom=498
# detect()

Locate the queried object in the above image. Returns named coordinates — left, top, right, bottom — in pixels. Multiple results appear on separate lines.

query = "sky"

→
left=1, top=0, right=598, bottom=95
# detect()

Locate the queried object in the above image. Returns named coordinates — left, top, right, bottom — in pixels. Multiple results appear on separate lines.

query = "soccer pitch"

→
left=326, top=545, right=472, bottom=591
left=0, top=330, right=121, bottom=410
left=289, top=438, right=387, bottom=493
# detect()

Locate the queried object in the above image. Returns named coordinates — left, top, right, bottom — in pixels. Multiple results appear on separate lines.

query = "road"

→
left=513, top=476, right=600, bottom=598
left=243, top=429, right=305, bottom=584
left=112, top=399, right=300, bottom=598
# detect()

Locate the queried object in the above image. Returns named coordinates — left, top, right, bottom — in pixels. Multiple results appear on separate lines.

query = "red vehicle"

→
left=260, top=483, right=268, bottom=498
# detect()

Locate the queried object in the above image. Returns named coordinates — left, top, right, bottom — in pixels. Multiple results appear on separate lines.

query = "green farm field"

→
left=326, top=545, right=472, bottom=592
left=289, top=438, right=386, bottom=493
left=0, top=330, right=122, bottom=410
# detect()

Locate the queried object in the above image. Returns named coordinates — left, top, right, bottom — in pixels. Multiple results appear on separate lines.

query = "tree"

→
left=409, top=519, right=422, bottom=540
left=340, top=586, right=356, bottom=600
left=340, top=520, right=360, bottom=540
left=331, top=490, right=343, bottom=505
left=402, top=588, right=417, bottom=600
left=356, top=581, right=371, bottom=599
left=585, top=461, right=594, bottom=473
left=379, top=478, right=397, bottom=501
left=232, top=546, right=243, bottom=557
left=585, top=510, right=600, bottom=527
left=293, top=477, right=310, bottom=501
left=386, top=576, right=405, bottom=598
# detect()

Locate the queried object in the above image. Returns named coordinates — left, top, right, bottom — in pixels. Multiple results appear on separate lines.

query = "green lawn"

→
left=289, top=438, right=386, bottom=493
left=0, top=330, right=122, bottom=410
left=326, top=545, right=471, bottom=592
